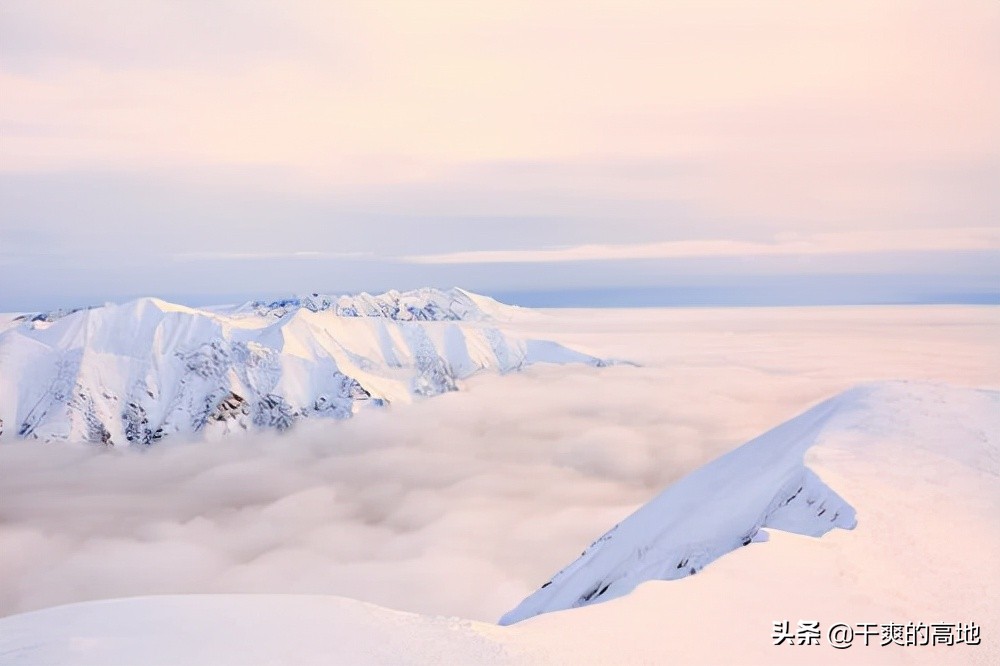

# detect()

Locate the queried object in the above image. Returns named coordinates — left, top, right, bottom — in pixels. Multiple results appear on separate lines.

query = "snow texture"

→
left=499, top=386, right=862, bottom=624
left=0, top=289, right=600, bottom=446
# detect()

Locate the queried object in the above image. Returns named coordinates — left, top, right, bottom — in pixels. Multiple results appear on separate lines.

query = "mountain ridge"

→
left=0, top=289, right=600, bottom=446
left=498, top=379, right=999, bottom=625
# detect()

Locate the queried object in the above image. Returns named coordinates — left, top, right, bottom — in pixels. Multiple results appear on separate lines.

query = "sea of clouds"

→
left=1, top=306, right=997, bottom=622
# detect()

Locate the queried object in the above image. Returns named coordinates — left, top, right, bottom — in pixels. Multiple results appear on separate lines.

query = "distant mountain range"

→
left=0, top=288, right=603, bottom=445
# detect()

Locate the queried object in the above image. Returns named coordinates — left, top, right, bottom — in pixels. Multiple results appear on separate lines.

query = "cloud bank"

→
left=1, top=306, right=997, bottom=621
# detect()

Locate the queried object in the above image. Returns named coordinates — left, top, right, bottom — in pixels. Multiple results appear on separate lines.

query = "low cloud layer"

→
left=402, top=227, right=1000, bottom=264
left=1, top=306, right=997, bottom=621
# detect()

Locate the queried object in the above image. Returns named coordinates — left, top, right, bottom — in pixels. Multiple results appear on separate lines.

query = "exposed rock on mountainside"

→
left=0, top=289, right=601, bottom=445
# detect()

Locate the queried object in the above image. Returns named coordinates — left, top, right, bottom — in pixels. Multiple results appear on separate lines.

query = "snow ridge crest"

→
left=0, top=289, right=598, bottom=446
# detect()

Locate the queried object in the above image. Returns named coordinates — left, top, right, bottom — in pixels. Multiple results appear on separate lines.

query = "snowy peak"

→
left=2, top=288, right=517, bottom=333
left=501, top=380, right=999, bottom=626
left=228, top=287, right=517, bottom=322
left=498, top=385, right=882, bottom=625
left=0, top=290, right=599, bottom=446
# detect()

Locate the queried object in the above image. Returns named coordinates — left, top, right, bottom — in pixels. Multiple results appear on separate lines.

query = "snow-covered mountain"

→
left=224, top=286, right=514, bottom=321
left=499, top=384, right=869, bottom=625
left=0, top=288, right=602, bottom=446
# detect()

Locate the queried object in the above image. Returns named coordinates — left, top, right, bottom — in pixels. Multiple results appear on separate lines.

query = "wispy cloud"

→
left=2, top=2, right=997, bottom=303
left=402, top=228, right=1000, bottom=264
left=173, top=251, right=373, bottom=262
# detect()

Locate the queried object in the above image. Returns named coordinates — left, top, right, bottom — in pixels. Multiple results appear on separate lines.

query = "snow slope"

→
left=2, top=380, right=996, bottom=665
left=0, top=289, right=599, bottom=445
left=499, top=384, right=862, bottom=624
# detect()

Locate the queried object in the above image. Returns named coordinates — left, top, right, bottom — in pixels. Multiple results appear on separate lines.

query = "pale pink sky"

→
left=0, top=1, right=997, bottom=307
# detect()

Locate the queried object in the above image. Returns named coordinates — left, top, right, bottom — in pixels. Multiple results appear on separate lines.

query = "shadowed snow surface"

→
left=500, top=385, right=865, bottom=624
